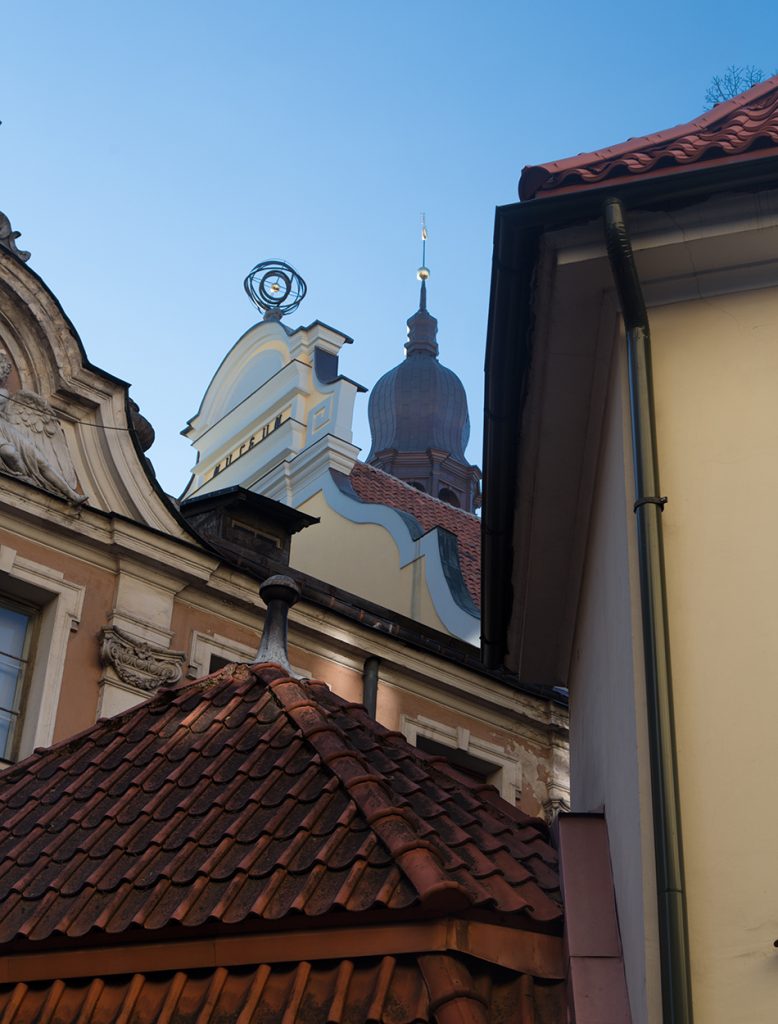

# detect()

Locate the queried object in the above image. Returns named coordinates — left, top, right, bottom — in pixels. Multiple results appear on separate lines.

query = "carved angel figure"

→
left=0, top=354, right=86, bottom=506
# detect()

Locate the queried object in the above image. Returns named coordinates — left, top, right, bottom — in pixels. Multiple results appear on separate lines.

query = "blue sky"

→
left=3, top=2, right=776, bottom=495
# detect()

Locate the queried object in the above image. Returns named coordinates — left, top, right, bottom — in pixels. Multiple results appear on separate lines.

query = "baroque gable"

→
left=0, top=247, right=187, bottom=535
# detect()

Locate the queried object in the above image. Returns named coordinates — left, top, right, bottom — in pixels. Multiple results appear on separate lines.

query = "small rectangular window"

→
left=208, top=654, right=232, bottom=674
left=0, top=602, right=34, bottom=762
left=415, top=735, right=494, bottom=785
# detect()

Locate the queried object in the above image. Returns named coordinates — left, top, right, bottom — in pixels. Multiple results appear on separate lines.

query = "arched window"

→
left=438, top=487, right=460, bottom=508
left=410, top=481, right=426, bottom=492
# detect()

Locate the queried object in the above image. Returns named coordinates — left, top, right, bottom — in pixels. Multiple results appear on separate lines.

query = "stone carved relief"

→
left=542, top=795, right=572, bottom=824
left=0, top=352, right=87, bottom=506
left=100, top=626, right=186, bottom=693
left=543, top=734, right=571, bottom=823
left=0, top=212, right=30, bottom=262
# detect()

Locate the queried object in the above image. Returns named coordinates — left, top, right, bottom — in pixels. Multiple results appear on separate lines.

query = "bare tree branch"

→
left=705, top=64, right=766, bottom=107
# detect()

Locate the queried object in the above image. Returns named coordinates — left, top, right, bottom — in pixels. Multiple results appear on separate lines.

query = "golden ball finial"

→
left=417, top=266, right=430, bottom=281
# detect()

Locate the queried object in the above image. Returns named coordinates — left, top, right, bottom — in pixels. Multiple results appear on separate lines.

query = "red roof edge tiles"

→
left=0, top=950, right=567, bottom=1024
left=348, top=462, right=481, bottom=609
left=520, top=75, right=778, bottom=200
left=0, top=662, right=568, bottom=1022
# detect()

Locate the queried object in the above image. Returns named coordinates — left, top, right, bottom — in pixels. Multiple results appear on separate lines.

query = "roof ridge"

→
left=353, top=462, right=481, bottom=524
left=264, top=671, right=474, bottom=910
left=520, top=74, right=778, bottom=200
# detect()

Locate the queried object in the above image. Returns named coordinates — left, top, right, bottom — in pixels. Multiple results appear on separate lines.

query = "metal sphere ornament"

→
left=244, top=260, right=307, bottom=320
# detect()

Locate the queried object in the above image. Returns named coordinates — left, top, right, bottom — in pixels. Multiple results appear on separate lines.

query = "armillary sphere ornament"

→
left=244, top=260, right=307, bottom=320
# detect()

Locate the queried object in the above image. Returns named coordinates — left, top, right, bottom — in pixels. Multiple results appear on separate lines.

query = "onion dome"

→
left=366, top=271, right=480, bottom=512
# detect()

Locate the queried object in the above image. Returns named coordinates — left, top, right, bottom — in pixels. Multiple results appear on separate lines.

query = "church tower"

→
left=366, top=250, right=481, bottom=512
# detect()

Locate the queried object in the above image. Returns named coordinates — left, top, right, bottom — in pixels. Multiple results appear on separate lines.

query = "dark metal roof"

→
left=367, top=281, right=470, bottom=463
left=180, top=486, right=319, bottom=535
left=367, top=358, right=470, bottom=461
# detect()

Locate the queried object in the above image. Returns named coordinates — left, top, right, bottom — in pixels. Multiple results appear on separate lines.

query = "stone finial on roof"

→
left=256, top=574, right=300, bottom=672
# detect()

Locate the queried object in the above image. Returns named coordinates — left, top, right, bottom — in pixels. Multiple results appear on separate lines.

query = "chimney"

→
left=255, top=575, right=300, bottom=673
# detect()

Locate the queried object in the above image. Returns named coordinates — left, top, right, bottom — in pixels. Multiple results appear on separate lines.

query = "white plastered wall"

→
left=568, top=338, right=660, bottom=1024
left=183, top=319, right=361, bottom=499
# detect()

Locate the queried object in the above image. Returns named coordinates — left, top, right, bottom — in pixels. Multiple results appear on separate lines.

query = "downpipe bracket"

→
left=634, top=495, right=668, bottom=513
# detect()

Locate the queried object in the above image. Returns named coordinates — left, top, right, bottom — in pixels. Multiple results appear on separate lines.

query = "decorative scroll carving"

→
left=542, top=796, right=571, bottom=824
left=0, top=352, right=87, bottom=506
left=128, top=398, right=155, bottom=453
left=100, top=626, right=186, bottom=692
left=0, top=212, right=30, bottom=262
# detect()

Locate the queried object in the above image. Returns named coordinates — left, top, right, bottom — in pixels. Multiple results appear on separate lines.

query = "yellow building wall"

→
left=650, top=285, right=778, bottom=1022
left=291, top=491, right=449, bottom=633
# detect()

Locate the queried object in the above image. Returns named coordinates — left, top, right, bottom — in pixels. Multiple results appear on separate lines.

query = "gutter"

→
left=481, top=217, right=541, bottom=669
left=362, top=656, right=380, bottom=717
left=603, top=197, right=693, bottom=1024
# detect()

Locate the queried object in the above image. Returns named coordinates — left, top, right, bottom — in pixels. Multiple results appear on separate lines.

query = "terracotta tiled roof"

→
left=0, top=663, right=560, bottom=946
left=0, top=953, right=566, bottom=1024
left=520, top=75, right=778, bottom=200
left=0, top=960, right=431, bottom=1024
left=349, top=462, right=481, bottom=608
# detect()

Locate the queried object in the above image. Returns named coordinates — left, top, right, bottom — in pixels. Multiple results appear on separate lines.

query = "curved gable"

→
left=183, top=321, right=293, bottom=443
left=0, top=249, right=188, bottom=536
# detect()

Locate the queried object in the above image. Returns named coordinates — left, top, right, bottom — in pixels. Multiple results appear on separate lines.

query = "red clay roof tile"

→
left=0, top=953, right=566, bottom=1024
left=348, top=462, right=481, bottom=608
left=520, top=75, right=778, bottom=200
left=0, top=663, right=560, bottom=945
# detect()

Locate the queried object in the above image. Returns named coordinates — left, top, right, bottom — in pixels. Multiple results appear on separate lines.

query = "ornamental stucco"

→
left=0, top=352, right=86, bottom=506
left=100, top=625, right=186, bottom=693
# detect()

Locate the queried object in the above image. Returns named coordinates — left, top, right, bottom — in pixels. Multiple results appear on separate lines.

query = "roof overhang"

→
left=0, top=917, right=564, bottom=984
left=482, top=154, right=778, bottom=679
left=0, top=917, right=567, bottom=1023
left=180, top=485, right=319, bottom=536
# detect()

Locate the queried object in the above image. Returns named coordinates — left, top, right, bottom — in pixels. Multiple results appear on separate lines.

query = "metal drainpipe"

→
left=603, top=197, right=693, bottom=1024
left=362, top=656, right=380, bottom=718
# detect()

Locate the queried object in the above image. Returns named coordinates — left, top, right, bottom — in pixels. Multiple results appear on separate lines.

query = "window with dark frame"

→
left=414, top=734, right=496, bottom=786
left=0, top=600, right=35, bottom=763
left=208, top=653, right=232, bottom=674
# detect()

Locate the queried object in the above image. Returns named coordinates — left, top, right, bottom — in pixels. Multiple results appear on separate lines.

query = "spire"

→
left=405, top=215, right=439, bottom=357
left=366, top=215, right=481, bottom=511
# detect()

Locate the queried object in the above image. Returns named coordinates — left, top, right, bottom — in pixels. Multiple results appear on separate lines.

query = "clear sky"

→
left=3, top=2, right=776, bottom=495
